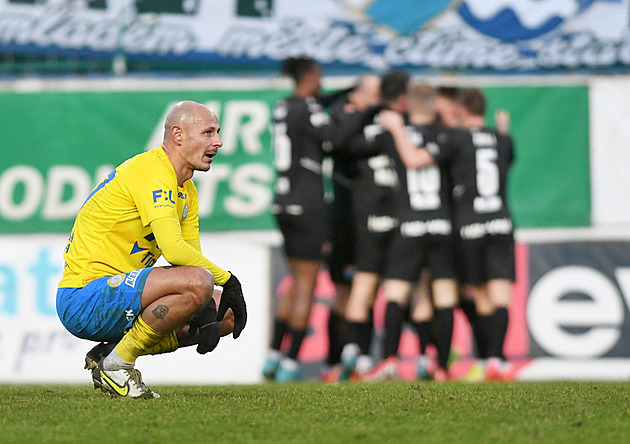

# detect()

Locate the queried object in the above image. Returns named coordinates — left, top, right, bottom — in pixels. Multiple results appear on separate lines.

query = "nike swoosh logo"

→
left=100, top=370, right=129, bottom=396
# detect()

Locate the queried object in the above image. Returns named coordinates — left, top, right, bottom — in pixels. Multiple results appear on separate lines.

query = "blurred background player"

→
left=447, top=88, right=516, bottom=381
left=263, top=57, right=332, bottom=382
left=321, top=74, right=381, bottom=382
left=433, top=84, right=511, bottom=377
left=433, top=85, right=481, bottom=357
left=366, top=83, right=458, bottom=382
left=339, top=71, right=434, bottom=381
left=434, top=86, right=460, bottom=128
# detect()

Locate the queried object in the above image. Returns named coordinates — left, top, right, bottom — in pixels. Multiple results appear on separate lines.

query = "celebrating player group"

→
left=263, top=58, right=516, bottom=383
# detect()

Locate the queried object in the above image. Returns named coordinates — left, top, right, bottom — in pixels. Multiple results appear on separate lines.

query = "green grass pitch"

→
left=1, top=381, right=628, bottom=444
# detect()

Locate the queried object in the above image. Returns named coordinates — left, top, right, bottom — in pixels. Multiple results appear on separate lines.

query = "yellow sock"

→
left=144, top=331, right=179, bottom=356
left=115, top=315, right=165, bottom=364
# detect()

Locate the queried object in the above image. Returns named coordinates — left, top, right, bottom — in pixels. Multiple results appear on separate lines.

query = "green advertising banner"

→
left=0, top=84, right=589, bottom=234
left=0, top=88, right=285, bottom=233
left=484, top=85, right=590, bottom=228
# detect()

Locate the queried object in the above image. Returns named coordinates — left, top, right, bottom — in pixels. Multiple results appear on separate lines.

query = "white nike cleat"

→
left=92, top=361, right=159, bottom=399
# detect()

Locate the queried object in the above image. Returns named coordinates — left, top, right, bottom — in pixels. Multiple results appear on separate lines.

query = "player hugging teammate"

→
left=263, top=58, right=516, bottom=383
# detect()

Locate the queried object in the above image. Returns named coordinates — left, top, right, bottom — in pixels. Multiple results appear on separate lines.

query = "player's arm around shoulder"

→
left=379, top=109, right=434, bottom=169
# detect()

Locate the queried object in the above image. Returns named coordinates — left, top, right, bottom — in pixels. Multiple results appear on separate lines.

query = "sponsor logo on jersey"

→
left=401, top=219, right=452, bottom=237
left=152, top=189, right=176, bottom=205
left=285, top=204, right=304, bottom=216
left=125, top=309, right=135, bottom=321
left=182, top=202, right=189, bottom=221
left=125, top=269, right=142, bottom=288
left=107, top=274, right=125, bottom=288
left=130, top=241, right=148, bottom=255
left=367, top=215, right=399, bottom=233
left=459, top=217, right=513, bottom=239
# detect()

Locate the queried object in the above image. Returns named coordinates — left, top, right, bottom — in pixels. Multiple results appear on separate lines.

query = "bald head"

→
left=160, top=100, right=223, bottom=184
left=164, top=100, right=216, bottom=143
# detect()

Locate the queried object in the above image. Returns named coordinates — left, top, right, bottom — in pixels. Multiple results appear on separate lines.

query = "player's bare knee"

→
left=184, top=267, right=215, bottom=309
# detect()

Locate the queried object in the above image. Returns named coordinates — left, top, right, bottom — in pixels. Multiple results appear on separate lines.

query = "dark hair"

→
left=436, top=86, right=460, bottom=100
left=282, top=57, right=319, bottom=83
left=380, top=70, right=410, bottom=104
left=456, top=88, right=486, bottom=117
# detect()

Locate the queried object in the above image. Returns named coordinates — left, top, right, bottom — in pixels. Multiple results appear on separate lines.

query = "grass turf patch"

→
left=1, top=381, right=628, bottom=443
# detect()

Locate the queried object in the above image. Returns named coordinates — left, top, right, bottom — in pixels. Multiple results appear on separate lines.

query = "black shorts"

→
left=326, top=186, right=355, bottom=283
left=275, top=207, right=330, bottom=261
left=354, top=211, right=397, bottom=274
left=456, top=234, right=515, bottom=285
left=384, top=231, right=456, bottom=282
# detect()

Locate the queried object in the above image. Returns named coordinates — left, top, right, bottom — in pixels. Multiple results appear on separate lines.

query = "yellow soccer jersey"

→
left=59, top=147, right=202, bottom=288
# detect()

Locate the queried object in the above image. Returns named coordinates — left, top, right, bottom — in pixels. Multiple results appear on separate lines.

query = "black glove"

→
left=219, top=272, right=247, bottom=339
left=194, top=298, right=221, bottom=354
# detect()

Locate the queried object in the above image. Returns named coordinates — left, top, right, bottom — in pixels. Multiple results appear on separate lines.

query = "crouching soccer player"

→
left=56, top=101, right=247, bottom=398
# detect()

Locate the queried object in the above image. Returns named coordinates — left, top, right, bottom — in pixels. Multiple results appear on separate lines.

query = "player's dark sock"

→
left=346, top=321, right=362, bottom=349
left=476, top=313, right=494, bottom=358
left=413, top=320, right=432, bottom=355
left=384, top=302, right=405, bottom=358
left=286, top=327, right=307, bottom=360
left=270, top=319, right=288, bottom=351
left=459, top=299, right=476, bottom=326
left=460, top=299, right=483, bottom=357
left=434, top=307, right=454, bottom=369
left=327, top=310, right=347, bottom=366
left=367, top=309, right=375, bottom=351
left=493, top=307, right=509, bottom=360
left=346, top=320, right=373, bottom=355
left=359, top=319, right=374, bottom=355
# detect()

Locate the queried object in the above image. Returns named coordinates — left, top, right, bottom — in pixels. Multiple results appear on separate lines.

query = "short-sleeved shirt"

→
left=394, top=123, right=452, bottom=226
left=351, top=113, right=400, bottom=223
left=440, top=126, right=514, bottom=239
left=59, top=147, right=198, bottom=288
left=271, top=95, right=331, bottom=214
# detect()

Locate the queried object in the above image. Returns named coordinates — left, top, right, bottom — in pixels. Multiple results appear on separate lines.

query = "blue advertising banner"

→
left=0, top=0, right=628, bottom=74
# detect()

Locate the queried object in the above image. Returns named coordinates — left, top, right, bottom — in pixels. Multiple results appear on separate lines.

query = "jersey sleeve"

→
left=435, top=129, right=461, bottom=164
left=294, top=100, right=333, bottom=147
left=429, top=130, right=451, bottom=166
left=506, top=135, right=515, bottom=166
left=150, top=216, right=230, bottom=285
left=181, top=181, right=200, bottom=242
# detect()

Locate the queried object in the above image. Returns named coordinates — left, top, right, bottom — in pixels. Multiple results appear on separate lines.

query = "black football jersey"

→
left=271, top=95, right=331, bottom=211
left=351, top=113, right=400, bottom=226
left=441, top=126, right=514, bottom=238
left=328, top=100, right=364, bottom=183
left=393, top=123, right=452, bottom=231
left=327, top=100, right=382, bottom=188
